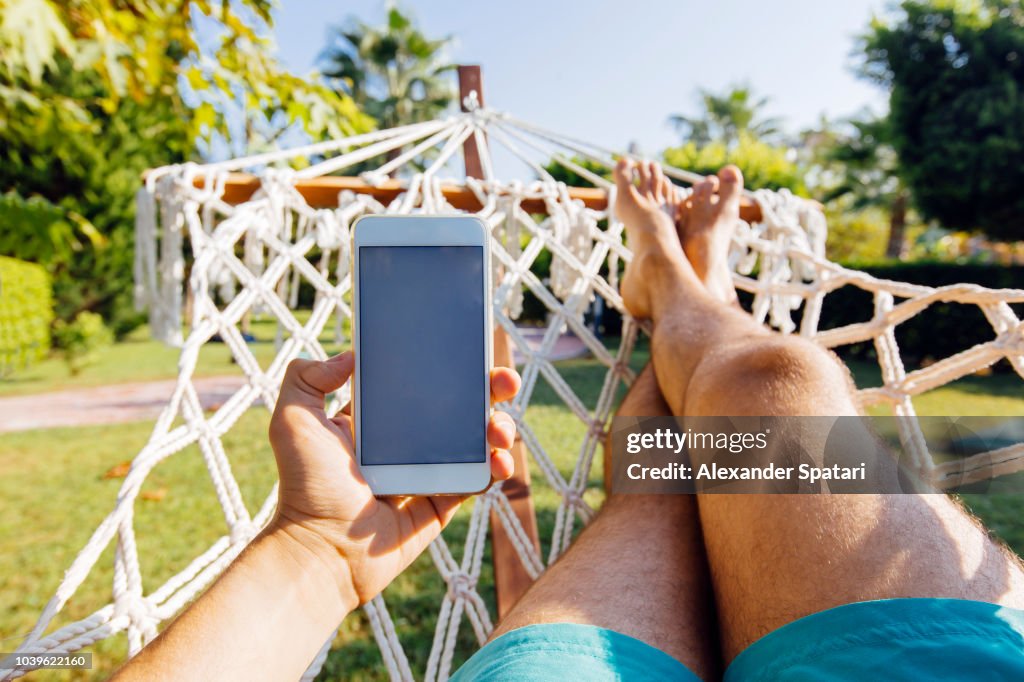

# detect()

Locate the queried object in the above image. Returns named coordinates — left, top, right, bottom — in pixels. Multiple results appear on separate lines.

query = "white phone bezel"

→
left=351, top=214, right=493, bottom=496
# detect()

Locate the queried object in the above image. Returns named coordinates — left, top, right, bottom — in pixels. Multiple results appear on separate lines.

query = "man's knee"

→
left=686, top=336, right=857, bottom=416
left=734, top=336, right=849, bottom=387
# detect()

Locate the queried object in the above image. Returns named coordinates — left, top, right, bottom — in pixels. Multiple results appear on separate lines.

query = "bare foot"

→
left=673, top=166, right=742, bottom=305
left=613, top=159, right=702, bottom=319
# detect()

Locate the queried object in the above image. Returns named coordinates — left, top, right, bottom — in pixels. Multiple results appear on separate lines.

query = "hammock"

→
left=4, top=102, right=1024, bottom=681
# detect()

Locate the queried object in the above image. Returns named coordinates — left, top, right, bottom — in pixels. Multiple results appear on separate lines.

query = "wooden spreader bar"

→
left=173, top=171, right=765, bottom=222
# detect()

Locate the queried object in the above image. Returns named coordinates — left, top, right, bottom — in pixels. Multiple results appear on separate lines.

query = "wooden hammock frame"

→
left=170, top=170, right=764, bottom=223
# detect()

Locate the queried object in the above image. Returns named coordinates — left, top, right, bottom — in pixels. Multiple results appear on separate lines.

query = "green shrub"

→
left=0, top=256, right=53, bottom=376
left=580, top=261, right=1022, bottom=369
left=52, top=311, right=113, bottom=376
left=824, top=206, right=891, bottom=263
left=663, top=132, right=806, bottom=194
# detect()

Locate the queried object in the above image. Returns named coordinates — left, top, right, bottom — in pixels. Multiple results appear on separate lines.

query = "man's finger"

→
left=490, top=367, right=521, bottom=404
left=489, top=448, right=515, bottom=481
left=281, top=352, right=354, bottom=408
left=487, top=412, right=517, bottom=450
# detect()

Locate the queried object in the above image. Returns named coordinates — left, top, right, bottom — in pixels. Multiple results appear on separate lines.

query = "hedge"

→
left=299, top=251, right=1020, bottom=373
left=816, top=262, right=1024, bottom=372
left=524, top=259, right=1022, bottom=373
left=0, top=256, right=54, bottom=375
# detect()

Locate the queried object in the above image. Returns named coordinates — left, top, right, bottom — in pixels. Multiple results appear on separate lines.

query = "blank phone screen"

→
left=358, top=245, right=487, bottom=465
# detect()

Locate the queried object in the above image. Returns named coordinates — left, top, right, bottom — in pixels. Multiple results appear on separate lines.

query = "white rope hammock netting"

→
left=5, top=104, right=1024, bottom=680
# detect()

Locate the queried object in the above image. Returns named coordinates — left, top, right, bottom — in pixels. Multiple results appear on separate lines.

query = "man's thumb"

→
left=283, top=352, right=354, bottom=404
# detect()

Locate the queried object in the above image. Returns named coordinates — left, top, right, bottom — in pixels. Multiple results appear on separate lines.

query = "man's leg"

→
left=615, top=159, right=1024, bottom=662
left=491, top=365, right=721, bottom=680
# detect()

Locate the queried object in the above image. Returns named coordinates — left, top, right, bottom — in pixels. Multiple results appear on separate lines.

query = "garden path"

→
left=0, top=328, right=589, bottom=433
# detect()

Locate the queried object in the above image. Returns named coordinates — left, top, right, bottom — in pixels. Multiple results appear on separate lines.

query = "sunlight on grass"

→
left=847, top=359, right=1024, bottom=417
left=0, top=314, right=350, bottom=398
left=0, top=411, right=277, bottom=680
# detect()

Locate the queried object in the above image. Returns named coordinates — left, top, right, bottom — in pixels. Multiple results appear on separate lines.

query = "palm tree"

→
left=818, top=115, right=910, bottom=259
left=668, top=85, right=783, bottom=147
left=320, top=6, right=455, bottom=132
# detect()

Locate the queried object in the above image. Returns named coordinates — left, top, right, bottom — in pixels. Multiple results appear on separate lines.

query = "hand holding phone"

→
left=266, top=352, right=519, bottom=608
left=352, top=215, right=496, bottom=495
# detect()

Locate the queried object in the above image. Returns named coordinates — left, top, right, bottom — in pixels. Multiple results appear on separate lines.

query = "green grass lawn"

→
left=846, top=358, right=1024, bottom=417
left=1, top=345, right=1022, bottom=680
left=0, top=341, right=645, bottom=680
left=843, top=359, right=1024, bottom=554
left=0, top=313, right=350, bottom=397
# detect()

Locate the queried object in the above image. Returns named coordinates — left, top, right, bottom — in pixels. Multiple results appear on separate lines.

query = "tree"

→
left=321, top=6, right=455, bottom=131
left=668, top=84, right=783, bottom=147
left=664, top=85, right=798, bottom=193
left=0, top=48, right=193, bottom=333
left=816, top=116, right=912, bottom=259
left=0, top=0, right=371, bottom=334
left=859, top=0, right=1024, bottom=241
left=1, top=1, right=369, bottom=161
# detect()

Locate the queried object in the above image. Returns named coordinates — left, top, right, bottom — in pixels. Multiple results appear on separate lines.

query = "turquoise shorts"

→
left=451, top=598, right=1024, bottom=681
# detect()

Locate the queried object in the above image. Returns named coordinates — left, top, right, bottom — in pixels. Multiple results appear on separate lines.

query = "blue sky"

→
left=271, top=0, right=890, bottom=158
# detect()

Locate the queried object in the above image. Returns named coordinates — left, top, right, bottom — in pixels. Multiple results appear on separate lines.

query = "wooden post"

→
left=457, top=65, right=486, bottom=179
left=458, top=65, right=542, bottom=618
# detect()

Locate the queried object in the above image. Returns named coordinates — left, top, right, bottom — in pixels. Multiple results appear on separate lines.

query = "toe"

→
left=674, top=202, right=690, bottom=242
left=691, top=176, right=720, bottom=227
left=614, top=158, right=633, bottom=186
left=638, top=161, right=652, bottom=196
left=693, top=176, right=715, bottom=203
left=651, top=163, right=666, bottom=203
left=614, top=159, right=641, bottom=201
left=674, top=193, right=689, bottom=225
left=718, top=164, right=743, bottom=186
left=717, top=165, right=743, bottom=213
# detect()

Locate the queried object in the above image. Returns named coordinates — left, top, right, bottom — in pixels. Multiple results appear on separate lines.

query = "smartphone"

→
left=351, top=215, right=492, bottom=496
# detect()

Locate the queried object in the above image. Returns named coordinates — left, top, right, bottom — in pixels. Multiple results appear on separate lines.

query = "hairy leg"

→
left=493, top=365, right=720, bottom=680
left=616, top=159, right=1024, bottom=662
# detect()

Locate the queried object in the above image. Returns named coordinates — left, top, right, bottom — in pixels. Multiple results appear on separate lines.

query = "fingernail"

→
left=498, top=419, right=516, bottom=442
